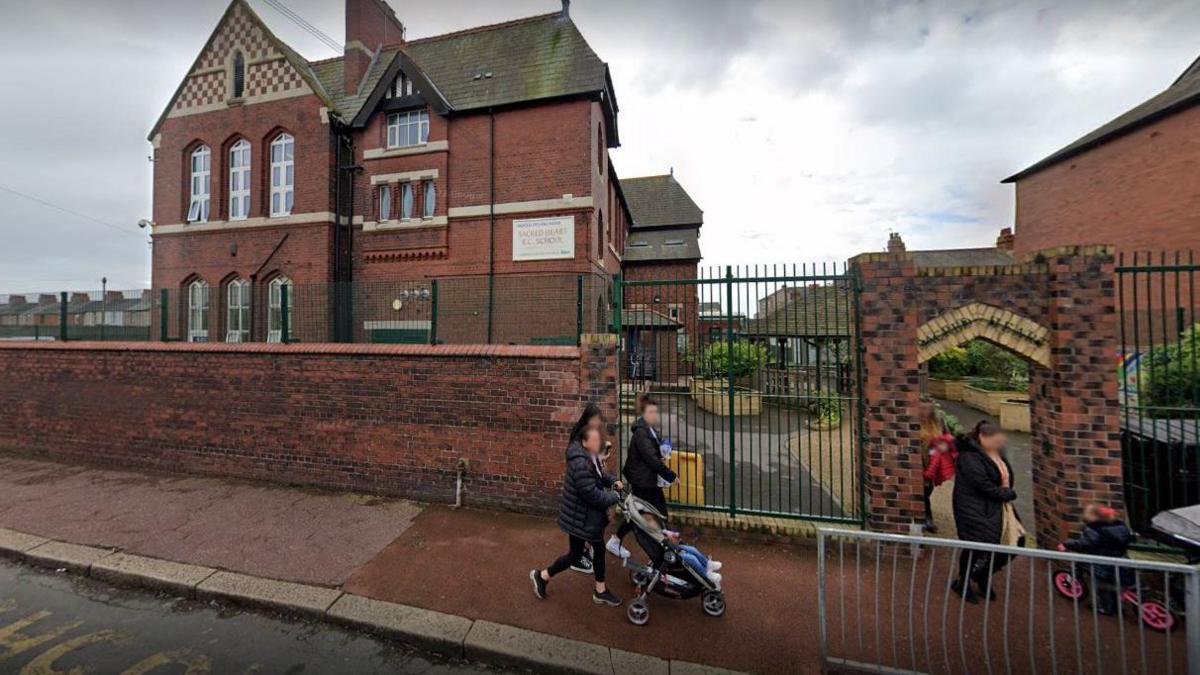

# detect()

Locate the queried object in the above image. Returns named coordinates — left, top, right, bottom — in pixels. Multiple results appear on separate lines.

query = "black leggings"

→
left=616, top=486, right=668, bottom=540
left=956, top=547, right=1015, bottom=589
left=548, top=535, right=605, bottom=583
left=923, top=482, right=934, bottom=522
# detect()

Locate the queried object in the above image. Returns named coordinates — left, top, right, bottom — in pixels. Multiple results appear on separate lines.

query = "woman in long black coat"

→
left=952, top=420, right=1025, bottom=603
left=530, top=426, right=624, bottom=606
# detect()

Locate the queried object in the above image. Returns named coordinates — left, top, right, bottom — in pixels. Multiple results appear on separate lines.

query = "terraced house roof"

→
left=1004, top=54, right=1200, bottom=182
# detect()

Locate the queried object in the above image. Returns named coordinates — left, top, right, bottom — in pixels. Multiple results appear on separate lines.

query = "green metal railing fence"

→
left=1118, top=251, right=1200, bottom=534
left=0, top=272, right=612, bottom=347
left=613, top=263, right=864, bottom=523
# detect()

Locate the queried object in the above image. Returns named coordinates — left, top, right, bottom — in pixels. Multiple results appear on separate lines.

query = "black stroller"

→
left=616, top=489, right=726, bottom=626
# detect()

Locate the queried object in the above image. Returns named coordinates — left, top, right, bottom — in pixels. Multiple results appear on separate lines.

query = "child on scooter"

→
left=1057, top=504, right=1135, bottom=614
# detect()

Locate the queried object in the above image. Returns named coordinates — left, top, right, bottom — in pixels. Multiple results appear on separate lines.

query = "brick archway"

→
left=852, top=245, right=1122, bottom=546
left=917, top=303, right=1051, bottom=368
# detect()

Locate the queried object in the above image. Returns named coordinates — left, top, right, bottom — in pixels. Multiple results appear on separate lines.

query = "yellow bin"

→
left=665, top=451, right=705, bottom=506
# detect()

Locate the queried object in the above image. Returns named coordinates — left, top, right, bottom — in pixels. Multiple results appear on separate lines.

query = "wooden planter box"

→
left=693, top=383, right=762, bottom=417
left=689, top=377, right=726, bottom=395
left=963, top=384, right=1027, bottom=416
left=928, top=378, right=966, bottom=401
left=999, top=399, right=1032, bottom=433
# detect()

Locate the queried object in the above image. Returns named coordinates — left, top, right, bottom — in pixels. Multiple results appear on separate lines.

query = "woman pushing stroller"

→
left=530, top=423, right=625, bottom=607
left=607, top=396, right=677, bottom=559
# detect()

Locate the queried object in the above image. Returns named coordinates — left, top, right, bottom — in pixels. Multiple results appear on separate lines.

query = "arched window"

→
left=187, top=145, right=211, bottom=223
left=270, top=133, right=294, bottom=217
left=423, top=180, right=436, bottom=218
left=187, top=279, right=209, bottom=342
left=401, top=182, right=414, bottom=220
left=229, top=139, right=251, bottom=220
left=232, top=52, right=246, bottom=99
left=267, top=276, right=293, bottom=342
left=377, top=184, right=392, bottom=221
left=597, top=123, right=604, bottom=173
left=225, top=278, right=250, bottom=342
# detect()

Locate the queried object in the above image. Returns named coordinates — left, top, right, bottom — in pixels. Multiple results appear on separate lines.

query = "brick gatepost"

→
left=852, top=245, right=1122, bottom=545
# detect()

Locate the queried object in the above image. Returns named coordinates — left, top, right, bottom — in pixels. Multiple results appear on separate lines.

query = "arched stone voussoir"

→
left=916, top=302, right=1051, bottom=368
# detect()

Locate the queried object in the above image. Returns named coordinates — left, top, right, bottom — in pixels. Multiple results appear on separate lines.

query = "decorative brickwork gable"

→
left=166, top=1, right=315, bottom=120
left=853, top=245, right=1121, bottom=545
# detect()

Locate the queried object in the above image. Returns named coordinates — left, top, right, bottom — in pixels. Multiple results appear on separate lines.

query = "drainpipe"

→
left=486, top=108, right=496, bottom=344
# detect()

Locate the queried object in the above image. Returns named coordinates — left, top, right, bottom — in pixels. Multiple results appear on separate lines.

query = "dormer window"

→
left=388, top=72, right=412, bottom=98
left=387, top=110, right=429, bottom=148
left=232, top=51, right=245, bottom=99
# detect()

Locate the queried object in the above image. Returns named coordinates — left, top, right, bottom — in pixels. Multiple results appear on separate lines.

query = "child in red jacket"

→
left=922, top=433, right=957, bottom=533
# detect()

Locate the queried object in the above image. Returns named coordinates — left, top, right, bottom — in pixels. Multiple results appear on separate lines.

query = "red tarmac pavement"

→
left=0, top=455, right=421, bottom=585
left=343, top=506, right=820, bottom=673
left=0, top=453, right=1184, bottom=674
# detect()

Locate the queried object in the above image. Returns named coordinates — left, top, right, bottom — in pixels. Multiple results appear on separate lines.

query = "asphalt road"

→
left=0, top=559, right=502, bottom=675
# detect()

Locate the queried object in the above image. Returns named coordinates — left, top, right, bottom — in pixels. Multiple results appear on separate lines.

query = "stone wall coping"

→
left=850, top=243, right=1115, bottom=270
left=0, top=341, right=581, bottom=360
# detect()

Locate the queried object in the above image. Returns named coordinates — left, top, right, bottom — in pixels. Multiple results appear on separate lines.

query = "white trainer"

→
left=708, top=572, right=723, bottom=590
left=606, top=535, right=631, bottom=559
left=707, top=560, right=723, bottom=573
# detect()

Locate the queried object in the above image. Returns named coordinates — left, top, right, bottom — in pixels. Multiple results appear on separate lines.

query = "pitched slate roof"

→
left=153, top=3, right=611, bottom=137
left=620, top=174, right=704, bottom=230
left=911, top=247, right=1015, bottom=268
left=1004, top=56, right=1200, bottom=182
left=310, top=46, right=405, bottom=121
left=623, top=228, right=702, bottom=263
left=743, top=284, right=854, bottom=338
left=403, top=13, right=608, bottom=112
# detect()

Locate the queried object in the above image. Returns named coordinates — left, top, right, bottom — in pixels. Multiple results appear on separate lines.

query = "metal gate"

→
left=613, top=264, right=864, bottom=523
left=1117, top=252, right=1200, bottom=534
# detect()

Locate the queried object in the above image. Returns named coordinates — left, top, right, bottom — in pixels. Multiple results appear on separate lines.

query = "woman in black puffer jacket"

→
left=530, top=426, right=624, bottom=607
left=952, top=420, right=1025, bottom=603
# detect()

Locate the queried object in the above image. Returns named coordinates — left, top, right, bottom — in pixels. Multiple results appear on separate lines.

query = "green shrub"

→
left=934, top=402, right=964, bottom=435
left=928, top=340, right=1029, bottom=389
left=1144, top=324, right=1200, bottom=419
left=807, top=390, right=843, bottom=426
left=929, top=347, right=969, bottom=379
left=693, top=340, right=769, bottom=379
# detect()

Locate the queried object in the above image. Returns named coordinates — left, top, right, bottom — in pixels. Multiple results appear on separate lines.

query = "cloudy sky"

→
left=1, top=0, right=1198, bottom=291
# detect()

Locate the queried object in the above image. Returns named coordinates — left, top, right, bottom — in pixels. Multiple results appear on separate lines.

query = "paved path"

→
left=0, top=455, right=422, bottom=585
left=0, top=558, right=501, bottom=674
left=651, top=393, right=845, bottom=518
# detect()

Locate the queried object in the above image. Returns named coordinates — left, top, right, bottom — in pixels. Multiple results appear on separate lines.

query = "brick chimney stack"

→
left=887, top=232, right=906, bottom=254
left=344, top=0, right=405, bottom=95
left=996, top=227, right=1015, bottom=251
left=8, top=295, right=26, bottom=305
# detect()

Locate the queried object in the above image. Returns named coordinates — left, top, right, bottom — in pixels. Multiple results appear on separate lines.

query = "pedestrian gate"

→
left=613, top=264, right=864, bottom=523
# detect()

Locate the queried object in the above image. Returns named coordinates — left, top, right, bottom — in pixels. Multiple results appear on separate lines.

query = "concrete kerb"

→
left=0, top=527, right=749, bottom=675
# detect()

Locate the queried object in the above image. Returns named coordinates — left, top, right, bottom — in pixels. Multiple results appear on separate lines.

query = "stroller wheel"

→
left=627, top=600, right=650, bottom=626
left=702, top=591, right=726, bottom=617
left=630, top=569, right=650, bottom=589
left=1053, top=571, right=1086, bottom=600
left=1139, top=599, right=1176, bottom=633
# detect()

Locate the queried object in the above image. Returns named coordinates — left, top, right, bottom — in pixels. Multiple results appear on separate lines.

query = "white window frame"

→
left=423, top=180, right=436, bottom=219
left=401, top=182, right=414, bottom=220
left=386, top=110, right=429, bottom=149
left=225, top=279, right=250, bottom=343
left=270, top=133, right=294, bottom=217
left=388, top=72, right=412, bottom=98
left=379, top=184, right=392, bottom=221
left=187, top=280, right=209, bottom=343
left=229, top=139, right=251, bottom=221
left=267, top=276, right=293, bottom=343
left=187, top=146, right=211, bottom=223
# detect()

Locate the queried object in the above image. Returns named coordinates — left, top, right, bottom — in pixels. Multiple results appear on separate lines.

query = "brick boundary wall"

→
left=853, top=245, right=1121, bottom=545
left=0, top=337, right=618, bottom=514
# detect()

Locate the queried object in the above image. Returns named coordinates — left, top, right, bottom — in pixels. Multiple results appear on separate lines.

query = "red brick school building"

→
left=148, top=0, right=701, bottom=344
